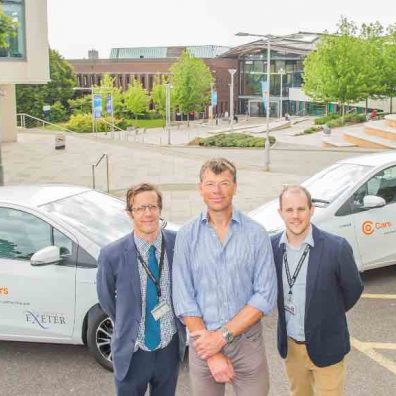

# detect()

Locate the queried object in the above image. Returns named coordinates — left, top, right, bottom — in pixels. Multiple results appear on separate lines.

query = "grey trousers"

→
left=189, top=322, right=270, bottom=396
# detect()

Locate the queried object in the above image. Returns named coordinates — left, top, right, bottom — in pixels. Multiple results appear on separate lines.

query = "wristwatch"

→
left=220, top=325, right=234, bottom=344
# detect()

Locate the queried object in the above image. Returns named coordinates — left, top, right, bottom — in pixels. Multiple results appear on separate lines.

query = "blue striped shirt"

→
left=172, top=208, right=277, bottom=330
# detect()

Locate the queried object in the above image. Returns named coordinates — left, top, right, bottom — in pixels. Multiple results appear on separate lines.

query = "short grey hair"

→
left=199, top=158, right=237, bottom=182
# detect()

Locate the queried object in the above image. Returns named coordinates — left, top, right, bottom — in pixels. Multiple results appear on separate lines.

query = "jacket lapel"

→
left=305, top=225, right=323, bottom=314
left=125, top=233, right=142, bottom=308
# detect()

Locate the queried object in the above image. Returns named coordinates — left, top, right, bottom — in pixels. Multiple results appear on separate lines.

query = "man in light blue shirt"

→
left=279, top=226, right=314, bottom=342
left=173, top=158, right=277, bottom=396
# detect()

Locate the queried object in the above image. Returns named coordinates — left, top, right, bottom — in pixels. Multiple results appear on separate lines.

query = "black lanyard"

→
left=136, top=233, right=165, bottom=298
left=283, top=244, right=310, bottom=295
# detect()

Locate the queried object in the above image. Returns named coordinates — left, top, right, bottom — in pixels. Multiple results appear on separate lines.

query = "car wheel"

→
left=87, top=306, right=113, bottom=371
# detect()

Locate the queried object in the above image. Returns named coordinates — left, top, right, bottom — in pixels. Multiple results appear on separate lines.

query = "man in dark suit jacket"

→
left=97, top=183, right=186, bottom=396
left=271, top=185, right=363, bottom=396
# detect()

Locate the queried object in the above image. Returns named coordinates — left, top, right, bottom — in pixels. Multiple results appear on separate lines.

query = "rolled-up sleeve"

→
left=247, top=230, right=277, bottom=315
left=172, top=229, right=202, bottom=319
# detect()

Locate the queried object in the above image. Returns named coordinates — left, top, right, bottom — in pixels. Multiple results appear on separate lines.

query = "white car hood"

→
left=249, top=199, right=326, bottom=235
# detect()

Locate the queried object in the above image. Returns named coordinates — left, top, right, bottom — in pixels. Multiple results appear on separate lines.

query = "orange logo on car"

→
left=0, top=287, right=9, bottom=295
left=362, top=221, right=374, bottom=235
left=362, top=220, right=392, bottom=235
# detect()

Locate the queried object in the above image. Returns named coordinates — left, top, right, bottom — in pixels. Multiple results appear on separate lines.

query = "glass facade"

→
left=0, top=0, right=25, bottom=59
left=238, top=49, right=304, bottom=116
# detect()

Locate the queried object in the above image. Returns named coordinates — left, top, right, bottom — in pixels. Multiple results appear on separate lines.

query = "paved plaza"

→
left=1, top=122, right=374, bottom=224
left=1, top=126, right=396, bottom=395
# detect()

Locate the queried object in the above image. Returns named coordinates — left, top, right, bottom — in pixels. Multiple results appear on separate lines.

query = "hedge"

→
left=189, top=133, right=276, bottom=148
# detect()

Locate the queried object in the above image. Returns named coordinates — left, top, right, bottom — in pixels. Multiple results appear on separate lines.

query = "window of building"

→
left=0, top=0, right=25, bottom=59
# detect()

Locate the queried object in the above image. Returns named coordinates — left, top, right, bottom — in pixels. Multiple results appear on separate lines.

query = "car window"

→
left=351, top=165, right=396, bottom=212
left=0, top=208, right=51, bottom=260
left=53, top=228, right=73, bottom=257
left=303, top=163, right=373, bottom=204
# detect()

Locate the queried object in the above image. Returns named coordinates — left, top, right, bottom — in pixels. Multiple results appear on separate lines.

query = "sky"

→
left=47, top=0, right=396, bottom=59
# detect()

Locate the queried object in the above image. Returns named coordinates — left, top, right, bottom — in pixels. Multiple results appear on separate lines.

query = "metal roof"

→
left=109, top=45, right=230, bottom=59
left=221, top=32, right=321, bottom=58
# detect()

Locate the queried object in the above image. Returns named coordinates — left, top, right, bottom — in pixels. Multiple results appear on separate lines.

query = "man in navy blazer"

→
left=271, top=185, right=363, bottom=396
left=97, top=183, right=186, bottom=396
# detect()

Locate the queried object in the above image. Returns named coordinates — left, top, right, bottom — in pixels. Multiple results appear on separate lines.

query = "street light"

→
left=236, top=32, right=272, bottom=170
left=279, top=68, right=285, bottom=119
left=165, top=83, right=172, bottom=144
left=228, top=69, right=237, bottom=129
left=0, top=87, right=6, bottom=185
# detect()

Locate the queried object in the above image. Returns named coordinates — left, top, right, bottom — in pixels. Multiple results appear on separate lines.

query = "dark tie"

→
left=144, top=245, right=161, bottom=350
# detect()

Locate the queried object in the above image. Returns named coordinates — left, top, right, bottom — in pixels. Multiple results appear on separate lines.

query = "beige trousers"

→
left=189, top=323, right=269, bottom=396
left=285, top=337, right=345, bottom=396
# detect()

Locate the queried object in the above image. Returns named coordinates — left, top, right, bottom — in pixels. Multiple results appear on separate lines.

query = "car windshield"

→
left=40, top=190, right=132, bottom=247
left=302, top=163, right=374, bottom=204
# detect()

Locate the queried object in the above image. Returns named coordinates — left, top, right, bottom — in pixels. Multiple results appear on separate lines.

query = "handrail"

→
left=17, top=113, right=75, bottom=134
left=92, top=153, right=109, bottom=192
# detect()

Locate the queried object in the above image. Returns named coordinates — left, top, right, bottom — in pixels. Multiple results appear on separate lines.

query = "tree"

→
left=151, top=75, right=172, bottom=124
left=16, top=49, right=76, bottom=120
left=171, top=51, right=212, bottom=123
left=124, top=78, right=149, bottom=124
left=0, top=8, right=17, bottom=48
left=97, top=73, right=124, bottom=118
left=302, top=18, right=382, bottom=117
left=381, top=26, right=396, bottom=113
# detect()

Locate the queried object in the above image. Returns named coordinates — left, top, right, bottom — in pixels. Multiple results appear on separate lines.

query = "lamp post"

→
left=279, top=68, right=285, bottom=119
left=0, top=88, right=4, bottom=185
left=165, top=83, right=171, bottom=144
left=228, top=69, right=237, bottom=129
left=236, top=32, right=272, bottom=170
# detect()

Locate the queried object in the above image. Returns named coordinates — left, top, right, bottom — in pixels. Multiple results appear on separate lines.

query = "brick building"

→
left=68, top=45, right=239, bottom=117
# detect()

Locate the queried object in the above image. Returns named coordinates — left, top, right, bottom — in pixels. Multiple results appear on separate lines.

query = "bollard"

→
left=55, top=134, right=65, bottom=150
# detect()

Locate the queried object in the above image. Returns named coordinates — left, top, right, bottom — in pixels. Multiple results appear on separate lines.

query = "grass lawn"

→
left=129, top=119, right=165, bottom=129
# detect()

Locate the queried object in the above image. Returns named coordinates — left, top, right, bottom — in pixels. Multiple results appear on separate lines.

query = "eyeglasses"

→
left=131, top=204, right=159, bottom=214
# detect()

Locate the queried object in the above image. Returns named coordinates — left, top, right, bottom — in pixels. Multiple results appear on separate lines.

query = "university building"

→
left=0, top=0, right=49, bottom=142
left=68, top=46, right=238, bottom=117
left=68, top=32, right=394, bottom=119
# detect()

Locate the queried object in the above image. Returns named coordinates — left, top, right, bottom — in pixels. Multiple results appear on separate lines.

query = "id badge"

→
left=285, top=294, right=296, bottom=315
left=151, top=301, right=171, bottom=321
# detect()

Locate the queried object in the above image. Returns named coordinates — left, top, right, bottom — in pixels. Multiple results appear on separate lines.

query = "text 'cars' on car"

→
left=250, top=152, right=396, bottom=272
left=0, top=184, right=177, bottom=370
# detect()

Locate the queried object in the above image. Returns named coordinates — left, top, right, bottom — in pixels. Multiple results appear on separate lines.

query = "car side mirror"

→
left=31, top=246, right=61, bottom=266
left=363, top=195, right=386, bottom=209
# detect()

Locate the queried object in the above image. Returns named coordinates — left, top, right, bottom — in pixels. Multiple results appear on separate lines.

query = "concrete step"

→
left=385, top=114, right=396, bottom=129
left=364, top=120, right=396, bottom=141
left=343, top=130, right=396, bottom=149
left=322, top=136, right=357, bottom=147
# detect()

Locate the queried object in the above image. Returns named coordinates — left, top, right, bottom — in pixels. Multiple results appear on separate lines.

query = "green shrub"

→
left=65, top=113, right=122, bottom=133
left=188, top=133, right=275, bottom=148
left=343, top=113, right=367, bottom=123
left=314, top=113, right=340, bottom=125
left=48, top=101, right=68, bottom=123
left=303, top=126, right=323, bottom=134
left=327, top=118, right=344, bottom=128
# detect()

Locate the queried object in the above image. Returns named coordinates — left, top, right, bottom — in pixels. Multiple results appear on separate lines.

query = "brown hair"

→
left=126, top=183, right=163, bottom=212
left=279, top=185, right=312, bottom=209
left=199, top=158, right=237, bottom=182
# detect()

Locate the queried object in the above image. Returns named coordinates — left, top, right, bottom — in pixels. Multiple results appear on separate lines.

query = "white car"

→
left=250, top=152, right=396, bottom=272
left=0, top=185, right=175, bottom=370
